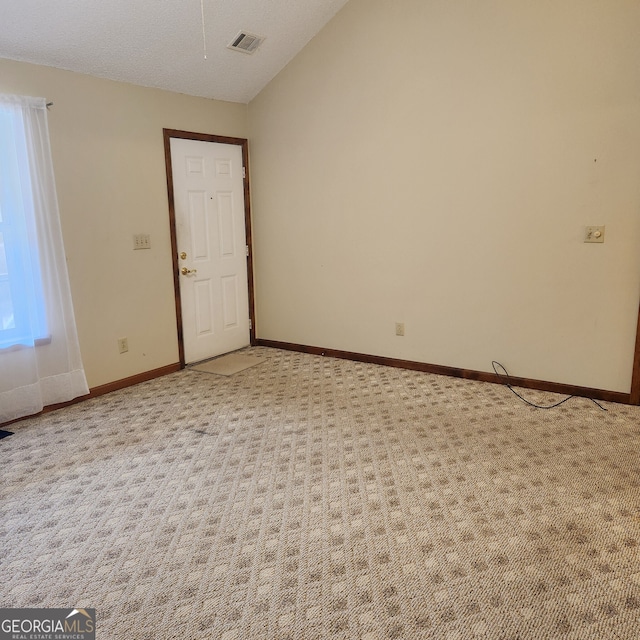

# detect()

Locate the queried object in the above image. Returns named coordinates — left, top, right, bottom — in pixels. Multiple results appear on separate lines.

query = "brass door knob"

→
left=181, top=267, right=197, bottom=276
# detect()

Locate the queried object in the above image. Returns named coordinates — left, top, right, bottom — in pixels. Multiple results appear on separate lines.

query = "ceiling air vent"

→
left=227, top=31, right=265, bottom=54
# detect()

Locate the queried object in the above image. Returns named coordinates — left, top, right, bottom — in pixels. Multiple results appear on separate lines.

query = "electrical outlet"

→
left=395, top=322, right=405, bottom=337
left=584, top=226, right=605, bottom=243
left=117, top=337, right=129, bottom=354
left=133, top=234, right=151, bottom=250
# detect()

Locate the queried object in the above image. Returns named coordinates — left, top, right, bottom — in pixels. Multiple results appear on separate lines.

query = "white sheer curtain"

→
left=0, top=94, right=88, bottom=423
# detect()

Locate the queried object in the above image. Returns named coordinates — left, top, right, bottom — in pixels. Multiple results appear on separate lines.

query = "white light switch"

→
left=133, top=234, right=151, bottom=250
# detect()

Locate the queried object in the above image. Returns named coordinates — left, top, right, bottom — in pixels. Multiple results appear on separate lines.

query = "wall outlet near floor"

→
left=117, top=337, right=129, bottom=354
left=395, top=322, right=405, bottom=336
left=584, top=225, right=605, bottom=243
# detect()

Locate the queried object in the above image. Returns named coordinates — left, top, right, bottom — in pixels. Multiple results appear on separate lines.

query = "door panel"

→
left=221, top=275, right=239, bottom=328
left=194, top=279, right=214, bottom=336
left=188, top=191, right=209, bottom=258
left=217, top=192, right=236, bottom=256
left=170, top=138, right=250, bottom=363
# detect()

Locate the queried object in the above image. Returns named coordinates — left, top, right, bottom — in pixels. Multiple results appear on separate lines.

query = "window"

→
left=0, top=104, right=48, bottom=348
left=0, top=94, right=87, bottom=424
left=0, top=220, right=11, bottom=328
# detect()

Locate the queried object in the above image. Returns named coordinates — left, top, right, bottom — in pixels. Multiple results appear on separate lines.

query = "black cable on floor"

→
left=491, top=361, right=607, bottom=411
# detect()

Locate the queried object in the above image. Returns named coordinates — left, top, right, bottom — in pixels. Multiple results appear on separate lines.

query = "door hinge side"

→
left=249, top=319, right=252, bottom=330
left=246, top=245, right=249, bottom=257
left=242, top=166, right=246, bottom=179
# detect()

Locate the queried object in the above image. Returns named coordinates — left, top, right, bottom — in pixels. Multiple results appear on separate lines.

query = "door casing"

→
left=163, top=128, right=255, bottom=367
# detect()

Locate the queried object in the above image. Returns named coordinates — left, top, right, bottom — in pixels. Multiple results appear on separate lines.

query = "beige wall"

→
left=248, top=0, right=640, bottom=393
left=3, top=0, right=640, bottom=396
left=0, top=58, right=248, bottom=388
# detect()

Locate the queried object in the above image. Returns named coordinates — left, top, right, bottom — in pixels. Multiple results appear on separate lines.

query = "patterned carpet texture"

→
left=2, top=347, right=640, bottom=639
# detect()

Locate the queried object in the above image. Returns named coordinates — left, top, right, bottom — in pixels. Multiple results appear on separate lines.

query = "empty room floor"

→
left=2, top=347, right=640, bottom=639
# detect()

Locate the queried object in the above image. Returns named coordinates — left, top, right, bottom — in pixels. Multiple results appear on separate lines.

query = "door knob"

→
left=181, top=267, right=197, bottom=275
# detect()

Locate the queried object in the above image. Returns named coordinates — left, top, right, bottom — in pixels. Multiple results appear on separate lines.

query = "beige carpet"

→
left=2, top=347, right=640, bottom=639
left=190, top=352, right=265, bottom=376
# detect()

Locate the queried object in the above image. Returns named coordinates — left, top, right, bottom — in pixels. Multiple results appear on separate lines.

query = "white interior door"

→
left=170, top=137, right=250, bottom=364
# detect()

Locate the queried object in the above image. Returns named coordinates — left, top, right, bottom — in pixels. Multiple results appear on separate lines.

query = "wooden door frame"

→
left=163, top=128, right=256, bottom=367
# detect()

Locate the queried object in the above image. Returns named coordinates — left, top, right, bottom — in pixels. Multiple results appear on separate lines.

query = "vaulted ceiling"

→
left=0, top=0, right=350, bottom=103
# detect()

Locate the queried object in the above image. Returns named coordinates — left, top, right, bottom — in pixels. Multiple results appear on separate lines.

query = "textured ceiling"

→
left=0, top=0, right=350, bottom=104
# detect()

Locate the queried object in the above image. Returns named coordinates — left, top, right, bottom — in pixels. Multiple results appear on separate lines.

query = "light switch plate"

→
left=584, top=226, right=605, bottom=243
left=133, top=234, right=151, bottom=250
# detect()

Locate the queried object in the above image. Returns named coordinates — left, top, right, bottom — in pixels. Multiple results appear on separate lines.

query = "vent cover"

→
left=228, top=31, right=265, bottom=54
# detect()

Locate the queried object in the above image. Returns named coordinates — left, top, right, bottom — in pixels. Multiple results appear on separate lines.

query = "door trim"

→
left=163, top=128, right=256, bottom=367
